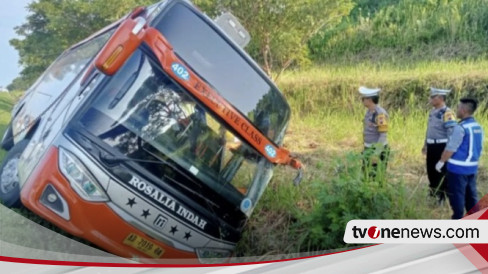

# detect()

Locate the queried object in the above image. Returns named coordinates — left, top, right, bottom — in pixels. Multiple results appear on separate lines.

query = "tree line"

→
left=9, top=0, right=488, bottom=91
left=6, top=0, right=357, bottom=90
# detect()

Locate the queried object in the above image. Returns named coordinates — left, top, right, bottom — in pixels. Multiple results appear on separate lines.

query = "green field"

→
left=235, top=61, right=488, bottom=257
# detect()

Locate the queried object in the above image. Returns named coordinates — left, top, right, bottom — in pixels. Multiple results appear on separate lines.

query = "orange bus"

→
left=0, top=0, right=302, bottom=263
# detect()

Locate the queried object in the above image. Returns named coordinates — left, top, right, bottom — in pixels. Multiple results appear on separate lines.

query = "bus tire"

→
left=0, top=139, right=29, bottom=207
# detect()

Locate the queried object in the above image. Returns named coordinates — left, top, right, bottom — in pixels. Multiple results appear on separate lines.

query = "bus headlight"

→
left=59, top=147, right=108, bottom=202
left=196, top=248, right=232, bottom=264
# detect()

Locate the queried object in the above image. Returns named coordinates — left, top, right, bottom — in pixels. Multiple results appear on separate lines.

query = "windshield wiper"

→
left=99, top=151, right=198, bottom=187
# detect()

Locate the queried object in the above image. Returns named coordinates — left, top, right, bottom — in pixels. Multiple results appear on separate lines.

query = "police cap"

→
left=430, top=87, right=451, bottom=96
left=359, top=86, right=381, bottom=98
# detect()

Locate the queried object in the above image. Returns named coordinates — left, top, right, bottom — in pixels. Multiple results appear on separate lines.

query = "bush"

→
left=299, top=151, right=425, bottom=250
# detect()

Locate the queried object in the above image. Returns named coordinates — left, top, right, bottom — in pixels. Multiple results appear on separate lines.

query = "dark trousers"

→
left=363, top=145, right=390, bottom=179
left=446, top=172, right=479, bottom=219
left=426, top=143, right=448, bottom=202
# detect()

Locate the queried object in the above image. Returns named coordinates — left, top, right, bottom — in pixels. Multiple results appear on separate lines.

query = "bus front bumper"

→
left=20, top=146, right=198, bottom=263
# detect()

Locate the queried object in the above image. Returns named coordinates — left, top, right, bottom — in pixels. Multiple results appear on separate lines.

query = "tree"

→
left=10, top=0, right=354, bottom=87
left=194, top=0, right=354, bottom=80
left=9, top=0, right=155, bottom=90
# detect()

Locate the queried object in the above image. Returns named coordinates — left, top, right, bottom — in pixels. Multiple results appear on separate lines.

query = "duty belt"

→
left=426, top=138, right=448, bottom=144
left=364, top=142, right=388, bottom=148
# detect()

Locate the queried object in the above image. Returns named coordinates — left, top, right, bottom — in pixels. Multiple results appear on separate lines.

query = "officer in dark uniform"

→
left=436, top=98, right=484, bottom=219
left=359, top=87, right=389, bottom=178
left=422, top=88, right=457, bottom=204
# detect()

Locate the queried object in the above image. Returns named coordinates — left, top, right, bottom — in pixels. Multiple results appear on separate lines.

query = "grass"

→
left=309, top=0, right=488, bottom=64
left=276, top=61, right=488, bottom=176
left=234, top=60, right=488, bottom=257
left=1, top=60, right=488, bottom=259
left=280, top=60, right=488, bottom=85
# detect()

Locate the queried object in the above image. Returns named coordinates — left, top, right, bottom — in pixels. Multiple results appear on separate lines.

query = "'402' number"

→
left=265, top=145, right=277, bottom=158
left=171, top=63, right=189, bottom=81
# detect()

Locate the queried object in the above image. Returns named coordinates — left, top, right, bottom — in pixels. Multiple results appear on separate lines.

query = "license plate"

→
left=123, top=233, right=165, bottom=258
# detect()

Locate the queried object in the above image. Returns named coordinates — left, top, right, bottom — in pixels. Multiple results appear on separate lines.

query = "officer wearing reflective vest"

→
left=422, top=87, right=457, bottom=204
left=359, top=87, right=389, bottom=177
left=437, top=98, right=484, bottom=219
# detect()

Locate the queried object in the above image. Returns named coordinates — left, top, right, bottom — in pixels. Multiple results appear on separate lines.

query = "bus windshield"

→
left=79, top=49, right=273, bottom=213
left=154, top=2, right=290, bottom=144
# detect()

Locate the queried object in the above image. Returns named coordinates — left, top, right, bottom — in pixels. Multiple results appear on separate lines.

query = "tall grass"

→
left=278, top=61, right=488, bottom=187
left=309, top=0, right=488, bottom=63
left=234, top=61, right=488, bottom=257
left=279, top=60, right=488, bottom=114
left=235, top=148, right=438, bottom=257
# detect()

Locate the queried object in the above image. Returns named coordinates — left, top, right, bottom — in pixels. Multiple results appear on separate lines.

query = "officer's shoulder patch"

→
left=376, top=113, right=388, bottom=132
left=443, top=110, right=456, bottom=123
left=376, top=113, right=387, bottom=124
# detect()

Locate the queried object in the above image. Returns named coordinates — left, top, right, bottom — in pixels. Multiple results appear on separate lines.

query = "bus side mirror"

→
left=94, top=16, right=147, bottom=76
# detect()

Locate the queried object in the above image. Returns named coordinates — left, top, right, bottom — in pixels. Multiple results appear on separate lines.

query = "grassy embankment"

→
left=235, top=60, right=488, bottom=258
left=310, top=0, right=488, bottom=65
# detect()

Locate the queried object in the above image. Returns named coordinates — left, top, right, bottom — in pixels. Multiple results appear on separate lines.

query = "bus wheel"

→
left=0, top=139, right=29, bottom=207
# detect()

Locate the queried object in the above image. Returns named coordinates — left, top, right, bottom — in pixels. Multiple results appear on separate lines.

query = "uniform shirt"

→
left=425, top=106, right=456, bottom=142
left=445, top=124, right=465, bottom=152
left=363, top=105, right=388, bottom=146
